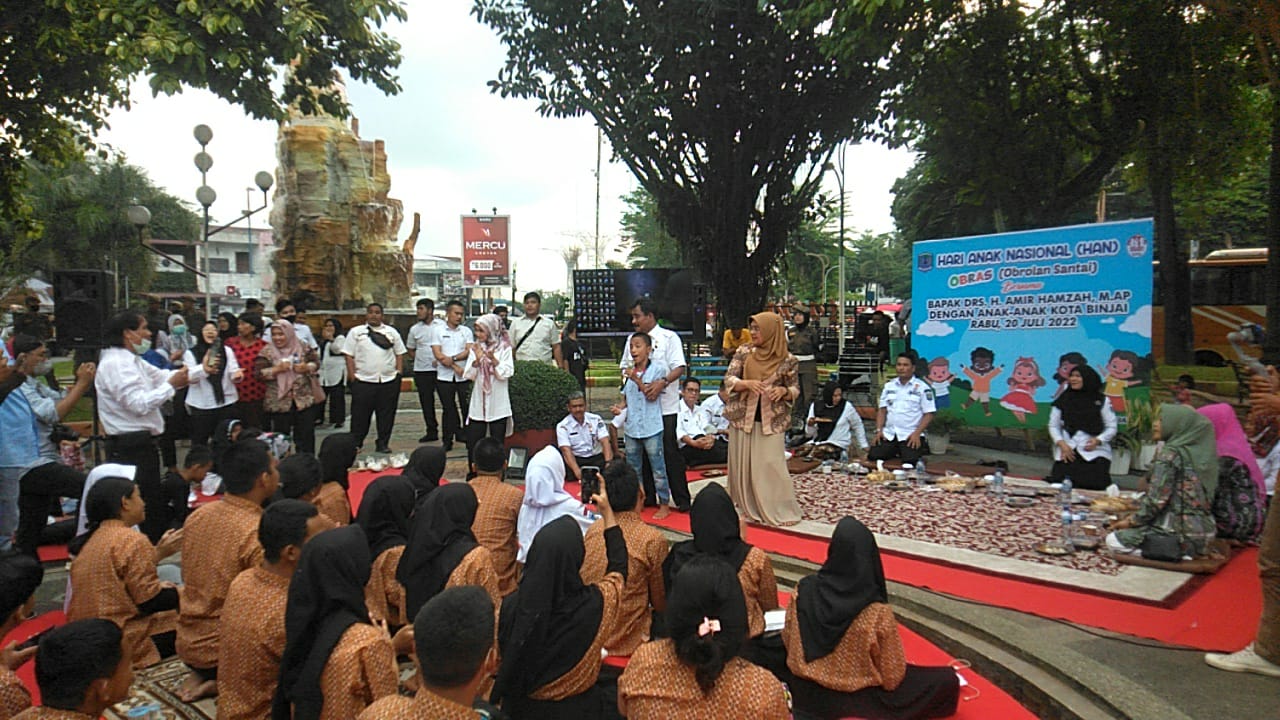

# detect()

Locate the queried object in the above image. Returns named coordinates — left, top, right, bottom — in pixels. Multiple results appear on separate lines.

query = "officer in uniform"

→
left=869, top=352, right=935, bottom=464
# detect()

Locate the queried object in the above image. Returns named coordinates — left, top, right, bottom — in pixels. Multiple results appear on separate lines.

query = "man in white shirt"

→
left=699, top=386, right=731, bottom=435
left=556, top=391, right=613, bottom=482
left=95, top=310, right=190, bottom=541
left=620, top=296, right=690, bottom=511
left=869, top=352, right=936, bottom=464
left=677, top=378, right=727, bottom=467
left=275, top=299, right=317, bottom=349
left=407, top=298, right=446, bottom=443
left=342, top=303, right=406, bottom=453
left=431, top=300, right=474, bottom=452
left=509, top=292, right=563, bottom=367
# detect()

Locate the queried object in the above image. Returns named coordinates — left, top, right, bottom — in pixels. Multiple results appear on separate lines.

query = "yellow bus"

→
left=1152, top=248, right=1267, bottom=365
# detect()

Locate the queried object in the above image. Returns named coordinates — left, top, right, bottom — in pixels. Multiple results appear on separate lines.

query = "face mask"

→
left=32, top=359, right=53, bottom=376
left=173, top=325, right=187, bottom=336
left=133, top=339, right=152, bottom=356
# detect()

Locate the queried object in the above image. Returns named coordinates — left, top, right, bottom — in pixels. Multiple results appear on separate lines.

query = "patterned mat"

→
left=792, top=472, right=1125, bottom=575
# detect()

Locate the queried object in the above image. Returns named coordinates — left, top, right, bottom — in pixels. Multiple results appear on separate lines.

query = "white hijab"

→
left=515, top=446, right=595, bottom=563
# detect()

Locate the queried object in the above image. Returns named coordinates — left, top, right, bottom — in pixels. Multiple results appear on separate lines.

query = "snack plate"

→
left=1070, top=536, right=1102, bottom=550
left=1035, top=542, right=1074, bottom=555
left=1004, top=496, right=1036, bottom=508
left=1006, top=487, right=1037, bottom=498
left=883, top=480, right=912, bottom=491
left=700, top=469, right=727, bottom=478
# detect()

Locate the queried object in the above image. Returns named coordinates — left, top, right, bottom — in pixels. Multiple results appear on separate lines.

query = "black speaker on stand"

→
left=53, top=269, right=115, bottom=465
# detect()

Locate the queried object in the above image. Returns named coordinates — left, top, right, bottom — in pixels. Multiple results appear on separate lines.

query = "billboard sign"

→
left=461, top=215, right=510, bottom=287
left=912, top=219, right=1154, bottom=428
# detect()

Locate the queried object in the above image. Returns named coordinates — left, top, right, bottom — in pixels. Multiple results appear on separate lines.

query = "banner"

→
left=911, top=219, right=1154, bottom=429
left=461, top=215, right=510, bottom=287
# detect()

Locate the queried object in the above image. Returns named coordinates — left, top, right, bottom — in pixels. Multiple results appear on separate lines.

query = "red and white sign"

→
left=461, top=215, right=510, bottom=287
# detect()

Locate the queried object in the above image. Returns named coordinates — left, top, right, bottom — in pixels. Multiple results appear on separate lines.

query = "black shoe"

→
left=675, top=505, right=691, bottom=513
left=375, top=445, right=391, bottom=454
left=419, top=433, right=439, bottom=443
left=443, top=441, right=453, bottom=452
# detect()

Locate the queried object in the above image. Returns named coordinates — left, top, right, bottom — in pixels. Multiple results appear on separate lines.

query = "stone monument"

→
left=270, top=91, right=415, bottom=310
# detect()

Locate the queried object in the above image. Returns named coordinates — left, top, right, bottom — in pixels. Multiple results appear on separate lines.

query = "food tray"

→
left=1035, top=542, right=1074, bottom=555
left=883, top=480, right=912, bottom=491
left=1004, top=496, right=1036, bottom=508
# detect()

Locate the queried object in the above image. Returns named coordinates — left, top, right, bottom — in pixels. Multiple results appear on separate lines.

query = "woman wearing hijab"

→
left=1108, top=404, right=1219, bottom=558
left=1198, top=403, right=1266, bottom=543
left=315, top=433, right=357, bottom=526
left=397, top=483, right=500, bottom=622
left=355, top=476, right=416, bottom=628
left=663, top=483, right=777, bottom=639
left=619, top=554, right=789, bottom=720
left=798, top=380, right=869, bottom=461
left=273, top=525, right=405, bottom=720
left=400, top=445, right=447, bottom=509
left=782, top=517, right=958, bottom=720
left=516, top=446, right=596, bottom=563
left=493, top=497, right=629, bottom=719
left=184, top=320, right=243, bottom=448
left=217, top=311, right=239, bottom=342
left=463, top=313, right=515, bottom=463
left=723, top=311, right=802, bottom=526
left=257, top=319, right=322, bottom=454
left=1046, top=365, right=1117, bottom=490
left=788, top=306, right=820, bottom=430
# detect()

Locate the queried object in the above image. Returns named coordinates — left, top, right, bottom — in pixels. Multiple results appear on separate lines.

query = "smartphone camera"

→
left=580, top=466, right=601, bottom=505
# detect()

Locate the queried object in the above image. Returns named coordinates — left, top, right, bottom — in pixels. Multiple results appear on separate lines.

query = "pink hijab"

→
left=473, top=313, right=512, bottom=400
left=264, top=319, right=306, bottom=399
left=1198, top=403, right=1265, bottom=496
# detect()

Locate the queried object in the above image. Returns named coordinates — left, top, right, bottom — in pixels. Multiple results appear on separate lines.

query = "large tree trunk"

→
left=1149, top=122, right=1194, bottom=365
left=1264, top=92, right=1280, bottom=366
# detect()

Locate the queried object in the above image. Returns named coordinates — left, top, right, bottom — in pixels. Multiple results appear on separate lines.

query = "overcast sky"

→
left=97, top=1, right=914, bottom=296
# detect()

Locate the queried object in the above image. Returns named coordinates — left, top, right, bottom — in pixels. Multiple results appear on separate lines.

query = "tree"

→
left=0, top=0, right=405, bottom=229
left=619, top=189, right=681, bottom=268
left=845, top=231, right=913, bottom=300
left=474, top=0, right=932, bottom=325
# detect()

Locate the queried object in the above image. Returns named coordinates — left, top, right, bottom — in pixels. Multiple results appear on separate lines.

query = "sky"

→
left=97, top=1, right=915, bottom=296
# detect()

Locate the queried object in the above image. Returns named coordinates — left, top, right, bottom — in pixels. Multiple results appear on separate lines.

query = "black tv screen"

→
left=574, top=268, right=700, bottom=335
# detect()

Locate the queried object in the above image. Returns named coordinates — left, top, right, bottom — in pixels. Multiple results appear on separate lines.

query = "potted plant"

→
left=1123, top=397, right=1157, bottom=471
left=507, top=360, right=582, bottom=454
left=1112, top=426, right=1141, bottom=476
left=927, top=411, right=966, bottom=455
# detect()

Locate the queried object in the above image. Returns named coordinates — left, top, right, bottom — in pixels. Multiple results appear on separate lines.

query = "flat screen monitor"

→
left=574, top=268, right=700, bottom=335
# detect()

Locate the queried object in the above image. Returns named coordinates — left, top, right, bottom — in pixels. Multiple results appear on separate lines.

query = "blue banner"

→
left=911, top=219, right=1154, bottom=428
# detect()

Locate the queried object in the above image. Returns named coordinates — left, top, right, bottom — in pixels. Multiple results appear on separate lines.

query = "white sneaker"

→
left=1205, top=644, right=1280, bottom=678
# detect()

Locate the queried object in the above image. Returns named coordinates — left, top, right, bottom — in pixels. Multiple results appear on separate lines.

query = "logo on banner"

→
left=917, top=253, right=934, bottom=272
left=1126, top=234, right=1148, bottom=258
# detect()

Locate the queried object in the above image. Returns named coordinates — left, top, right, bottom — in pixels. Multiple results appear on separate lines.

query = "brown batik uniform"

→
left=357, top=688, right=482, bottom=719
left=528, top=572, right=625, bottom=702
left=314, top=481, right=352, bottom=527
left=468, top=475, right=524, bottom=596
left=217, top=567, right=291, bottom=720
left=315, top=623, right=399, bottom=720
left=0, top=667, right=30, bottom=718
left=618, top=638, right=791, bottom=720
left=739, top=546, right=779, bottom=638
left=67, top=520, right=176, bottom=668
left=176, top=494, right=264, bottom=670
left=580, top=511, right=669, bottom=656
left=364, top=546, right=407, bottom=627
left=782, top=593, right=906, bottom=693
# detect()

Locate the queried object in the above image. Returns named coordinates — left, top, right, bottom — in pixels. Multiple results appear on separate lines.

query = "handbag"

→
left=1138, top=531, right=1182, bottom=562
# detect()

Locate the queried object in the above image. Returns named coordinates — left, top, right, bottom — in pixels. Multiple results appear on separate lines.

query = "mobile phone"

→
left=16, top=626, right=51, bottom=651
left=580, top=466, right=601, bottom=504
left=505, top=447, right=529, bottom=481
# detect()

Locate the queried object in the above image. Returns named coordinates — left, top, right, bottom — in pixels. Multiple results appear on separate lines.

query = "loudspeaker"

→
left=691, top=284, right=708, bottom=342
left=53, top=269, right=114, bottom=349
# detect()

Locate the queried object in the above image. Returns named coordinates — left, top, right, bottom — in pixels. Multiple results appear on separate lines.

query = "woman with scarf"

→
left=216, top=311, right=239, bottom=342
left=257, top=319, right=322, bottom=454
left=1107, top=404, right=1219, bottom=558
left=356, top=476, right=416, bottom=628
left=315, top=433, right=357, bottom=526
left=317, top=318, right=347, bottom=429
left=788, top=306, right=820, bottom=430
left=184, top=321, right=243, bottom=448
left=723, top=311, right=802, bottom=526
left=227, top=312, right=269, bottom=428
left=516, top=446, right=596, bottom=563
left=781, top=517, right=958, bottom=719
left=1046, top=365, right=1117, bottom=490
left=663, top=484, right=777, bottom=640
left=1198, top=403, right=1266, bottom=543
left=273, top=525, right=407, bottom=720
left=397, top=483, right=500, bottom=623
left=619, top=555, right=790, bottom=720
left=463, top=313, right=515, bottom=464
left=493, top=497, right=628, bottom=720
left=798, top=380, right=869, bottom=461
left=400, top=444, right=447, bottom=510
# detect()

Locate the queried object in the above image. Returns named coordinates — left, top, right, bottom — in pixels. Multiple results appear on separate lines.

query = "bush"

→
left=509, top=360, right=581, bottom=432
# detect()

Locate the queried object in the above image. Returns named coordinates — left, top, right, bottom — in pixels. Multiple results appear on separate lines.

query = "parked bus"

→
left=1152, top=248, right=1267, bottom=365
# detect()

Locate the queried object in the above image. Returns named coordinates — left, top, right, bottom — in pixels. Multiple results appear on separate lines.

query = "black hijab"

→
left=812, top=380, right=847, bottom=442
left=1051, top=365, right=1106, bottom=437
left=796, top=517, right=888, bottom=662
left=318, top=433, right=358, bottom=490
left=273, top=525, right=373, bottom=720
left=192, top=321, right=228, bottom=405
left=210, top=418, right=242, bottom=473
left=217, top=311, right=239, bottom=341
left=663, top=484, right=750, bottom=593
left=492, top=515, right=603, bottom=707
left=354, top=475, right=416, bottom=559
left=401, top=445, right=446, bottom=507
left=396, top=483, right=480, bottom=620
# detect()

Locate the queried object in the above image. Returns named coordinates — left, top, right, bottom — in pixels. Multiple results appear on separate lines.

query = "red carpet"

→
left=36, top=545, right=67, bottom=563
left=1, top=610, right=67, bottom=705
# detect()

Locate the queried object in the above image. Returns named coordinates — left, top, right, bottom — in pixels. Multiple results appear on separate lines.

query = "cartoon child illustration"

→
left=1050, top=352, right=1088, bottom=400
left=961, top=347, right=1003, bottom=416
left=1101, top=349, right=1144, bottom=412
left=927, top=357, right=955, bottom=410
left=999, top=356, right=1047, bottom=422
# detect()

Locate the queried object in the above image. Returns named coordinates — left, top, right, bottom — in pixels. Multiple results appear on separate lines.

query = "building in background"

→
left=413, top=254, right=463, bottom=304
left=147, top=226, right=276, bottom=311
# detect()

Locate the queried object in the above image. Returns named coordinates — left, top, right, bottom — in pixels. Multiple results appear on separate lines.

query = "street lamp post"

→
left=824, top=145, right=848, bottom=358
left=803, top=252, right=831, bottom=303
left=193, top=124, right=274, bottom=316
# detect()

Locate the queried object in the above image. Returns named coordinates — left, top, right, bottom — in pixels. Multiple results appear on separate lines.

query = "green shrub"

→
left=509, top=360, right=581, bottom=432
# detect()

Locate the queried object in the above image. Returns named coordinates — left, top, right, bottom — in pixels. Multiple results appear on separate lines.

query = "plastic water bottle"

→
left=1060, top=508, right=1075, bottom=548
left=904, top=463, right=917, bottom=487
left=993, top=469, right=1005, bottom=499
left=916, top=458, right=927, bottom=482
left=1059, top=477, right=1073, bottom=511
